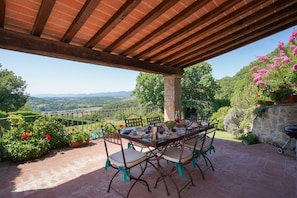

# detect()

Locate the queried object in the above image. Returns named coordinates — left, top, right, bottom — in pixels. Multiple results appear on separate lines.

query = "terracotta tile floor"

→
left=0, top=138, right=296, bottom=198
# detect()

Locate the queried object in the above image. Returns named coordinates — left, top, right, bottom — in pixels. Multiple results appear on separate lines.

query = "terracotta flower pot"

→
left=69, top=140, right=89, bottom=148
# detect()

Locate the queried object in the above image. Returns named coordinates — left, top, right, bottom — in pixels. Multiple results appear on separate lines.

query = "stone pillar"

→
left=164, top=74, right=182, bottom=121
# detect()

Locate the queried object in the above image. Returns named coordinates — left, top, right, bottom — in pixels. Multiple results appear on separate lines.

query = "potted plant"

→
left=165, top=120, right=176, bottom=131
left=66, top=127, right=90, bottom=148
left=269, top=87, right=294, bottom=103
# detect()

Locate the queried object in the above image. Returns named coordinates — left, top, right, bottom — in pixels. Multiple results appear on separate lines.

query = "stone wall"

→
left=252, top=103, right=297, bottom=149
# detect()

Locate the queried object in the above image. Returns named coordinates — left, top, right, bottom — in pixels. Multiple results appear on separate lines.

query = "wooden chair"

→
left=146, top=116, right=162, bottom=125
left=103, top=123, right=151, bottom=197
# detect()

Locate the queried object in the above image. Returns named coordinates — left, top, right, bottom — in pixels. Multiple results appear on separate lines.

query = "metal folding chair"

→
left=124, top=115, right=147, bottom=152
left=185, top=124, right=216, bottom=172
left=124, top=114, right=144, bottom=128
left=155, top=128, right=200, bottom=198
left=146, top=116, right=162, bottom=125
left=103, top=123, right=151, bottom=197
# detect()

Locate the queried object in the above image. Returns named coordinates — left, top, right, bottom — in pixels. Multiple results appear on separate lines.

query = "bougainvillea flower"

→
left=281, top=56, right=291, bottom=63
left=272, top=56, right=280, bottom=61
left=253, top=75, right=262, bottom=82
left=289, top=30, right=296, bottom=42
left=21, top=134, right=29, bottom=140
left=279, top=49, right=285, bottom=57
left=257, top=69, right=269, bottom=74
left=250, top=66, right=258, bottom=71
left=252, top=73, right=260, bottom=78
left=267, top=63, right=277, bottom=69
left=292, top=46, right=297, bottom=57
left=278, top=41, right=284, bottom=49
left=258, top=56, right=268, bottom=62
left=291, top=64, right=297, bottom=71
left=256, top=80, right=267, bottom=86
left=45, top=134, right=52, bottom=141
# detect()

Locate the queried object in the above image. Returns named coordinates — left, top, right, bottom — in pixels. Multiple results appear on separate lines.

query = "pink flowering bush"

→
left=251, top=29, right=297, bottom=101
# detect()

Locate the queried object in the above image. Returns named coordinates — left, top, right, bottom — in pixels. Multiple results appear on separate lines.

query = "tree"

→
left=132, top=63, right=219, bottom=118
left=182, top=63, right=219, bottom=119
left=0, top=65, right=29, bottom=112
left=132, top=73, right=164, bottom=107
left=215, top=77, right=234, bottom=99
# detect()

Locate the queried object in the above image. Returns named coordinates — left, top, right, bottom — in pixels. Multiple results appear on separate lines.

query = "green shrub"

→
left=238, top=133, right=259, bottom=145
left=66, top=127, right=90, bottom=144
left=2, top=137, right=50, bottom=162
left=33, top=117, right=68, bottom=149
left=210, top=106, right=230, bottom=130
left=252, top=105, right=267, bottom=118
left=223, top=108, right=245, bottom=135
left=1, top=115, right=68, bottom=162
left=239, top=107, right=255, bottom=131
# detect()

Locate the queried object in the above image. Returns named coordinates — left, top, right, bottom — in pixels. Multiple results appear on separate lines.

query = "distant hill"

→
left=27, top=91, right=134, bottom=112
left=31, top=91, right=131, bottom=98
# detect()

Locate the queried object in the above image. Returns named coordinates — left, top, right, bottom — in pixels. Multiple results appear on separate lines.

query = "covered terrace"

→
left=1, top=0, right=297, bottom=120
left=0, top=137, right=296, bottom=197
left=0, top=1, right=297, bottom=197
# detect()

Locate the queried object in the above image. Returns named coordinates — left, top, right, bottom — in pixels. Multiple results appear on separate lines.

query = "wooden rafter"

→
left=0, top=29, right=183, bottom=75
left=136, top=0, right=243, bottom=60
left=32, top=0, right=56, bottom=36
left=85, top=0, right=141, bottom=48
left=169, top=1, right=297, bottom=67
left=184, top=15, right=297, bottom=67
left=146, top=0, right=266, bottom=63
left=61, top=0, right=101, bottom=43
left=120, top=0, right=211, bottom=55
left=0, top=0, right=5, bottom=27
left=0, top=0, right=296, bottom=74
left=104, top=0, right=179, bottom=52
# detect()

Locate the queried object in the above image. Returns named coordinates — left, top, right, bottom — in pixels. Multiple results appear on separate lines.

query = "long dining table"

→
left=120, top=124, right=213, bottom=149
left=120, top=123, right=214, bottom=196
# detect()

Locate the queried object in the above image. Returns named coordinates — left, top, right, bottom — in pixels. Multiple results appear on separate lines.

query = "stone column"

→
left=164, top=74, right=182, bottom=121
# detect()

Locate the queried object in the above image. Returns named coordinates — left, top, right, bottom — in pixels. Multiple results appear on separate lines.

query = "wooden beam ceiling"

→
left=0, top=28, right=182, bottom=75
left=0, top=0, right=296, bottom=75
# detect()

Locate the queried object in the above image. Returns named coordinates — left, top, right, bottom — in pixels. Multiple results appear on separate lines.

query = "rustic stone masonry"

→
left=252, top=103, right=297, bottom=149
left=164, top=74, right=182, bottom=121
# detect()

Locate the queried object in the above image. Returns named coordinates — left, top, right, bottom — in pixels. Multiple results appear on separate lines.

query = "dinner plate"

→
left=122, top=127, right=136, bottom=134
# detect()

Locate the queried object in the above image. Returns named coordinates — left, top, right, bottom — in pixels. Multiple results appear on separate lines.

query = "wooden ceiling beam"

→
left=61, top=0, right=101, bottom=43
left=104, top=0, right=179, bottom=52
left=184, top=17, right=297, bottom=67
left=186, top=24, right=297, bottom=68
left=180, top=13, right=297, bottom=67
left=85, top=0, right=140, bottom=48
left=146, top=0, right=264, bottom=62
left=120, top=0, right=211, bottom=56
left=135, top=0, right=243, bottom=59
left=185, top=19, right=297, bottom=68
left=0, top=28, right=182, bottom=75
left=0, top=0, right=5, bottom=27
left=163, top=0, right=293, bottom=66
left=32, top=0, right=56, bottom=36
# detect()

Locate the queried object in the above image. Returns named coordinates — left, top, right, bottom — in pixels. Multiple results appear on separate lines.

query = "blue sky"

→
left=0, top=26, right=296, bottom=96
